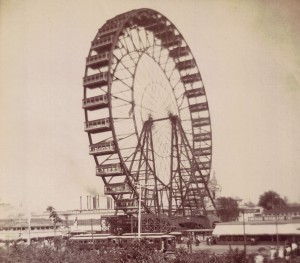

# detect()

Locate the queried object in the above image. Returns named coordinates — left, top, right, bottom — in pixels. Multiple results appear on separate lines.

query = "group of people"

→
left=255, top=241, right=300, bottom=262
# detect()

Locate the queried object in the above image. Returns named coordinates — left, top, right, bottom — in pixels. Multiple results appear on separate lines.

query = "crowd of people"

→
left=255, top=241, right=300, bottom=262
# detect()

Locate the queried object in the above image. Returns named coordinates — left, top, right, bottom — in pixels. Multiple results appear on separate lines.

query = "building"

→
left=0, top=218, right=67, bottom=243
left=0, top=195, right=118, bottom=243
left=208, top=172, right=222, bottom=200
left=212, top=206, right=300, bottom=244
left=237, top=203, right=263, bottom=222
left=213, top=219, right=300, bottom=244
left=262, top=206, right=300, bottom=220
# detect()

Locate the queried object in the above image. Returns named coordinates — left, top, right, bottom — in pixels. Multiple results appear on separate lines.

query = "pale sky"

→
left=0, top=0, right=299, bottom=214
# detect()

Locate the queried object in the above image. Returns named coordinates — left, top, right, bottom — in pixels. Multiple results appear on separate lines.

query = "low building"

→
left=0, top=218, right=67, bottom=243
left=263, top=206, right=300, bottom=220
left=213, top=218, right=300, bottom=245
left=238, top=204, right=263, bottom=222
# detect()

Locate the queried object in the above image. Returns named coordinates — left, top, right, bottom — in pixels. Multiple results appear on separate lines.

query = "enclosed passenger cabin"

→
left=69, top=234, right=118, bottom=250
left=195, top=176, right=209, bottom=184
left=161, top=35, right=182, bottom=48
left=169, top=46, right=189, bottom=58
left=104, top=183, right=132, bottom=195
left=185, top=88, right=206, bottom=98
left=96, top=163, right=123, bottom=176
left=181, top=73, right=202, bottom=84
left=189, top=102, right=208, bottom=113
left=84, top=118, right=111, bottom=133
left=86, top=52, right=110, bottom=69
left=131, top=12, right=157, bottom=27
left=154, top=25, right=175, bottom=39
left=89, top=141, right=115, bottom=156
left=119, top=234, right=176, bottom=252
left=91, top=35, right=115, bottom=52
left=83, top=72, right=109, bottom=88
left=69, top=233, right=176, bottom=252
left=192, top=117, right=210, bottom=128
left=193, top=146, right=212, bottom=156
left=82, top=94, right=108, bottom=111
left=199, top=161, right=210, bottom=169
left=193, top=132, right=212, bottom=142
left=114, top=199, right=138, bottom=210
left=176, top=59, right=196, bottom=71
left=144, top=18, right=166, bottom=32
left=98, top=23, right=121, bottom=37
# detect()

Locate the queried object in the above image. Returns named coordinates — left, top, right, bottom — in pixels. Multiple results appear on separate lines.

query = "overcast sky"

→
left=0, top=0, right=299, bottom=214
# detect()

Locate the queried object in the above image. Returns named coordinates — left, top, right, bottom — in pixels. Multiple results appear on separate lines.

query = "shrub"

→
left=0, top=242, right=257, bottom=263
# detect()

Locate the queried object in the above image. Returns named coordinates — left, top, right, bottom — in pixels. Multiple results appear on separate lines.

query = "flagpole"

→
left=27, top=213, right=31, bottom=245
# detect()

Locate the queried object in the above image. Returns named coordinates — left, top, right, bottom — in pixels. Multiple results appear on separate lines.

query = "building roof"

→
left=264, top=206, right=300, bottom=215
left=0, top=218, right=56, bottom=228
left=213, top=221, right=300, bottom=236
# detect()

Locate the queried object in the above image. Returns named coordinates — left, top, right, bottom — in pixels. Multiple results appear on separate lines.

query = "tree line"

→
left=215, top=190, right=290, bottom=222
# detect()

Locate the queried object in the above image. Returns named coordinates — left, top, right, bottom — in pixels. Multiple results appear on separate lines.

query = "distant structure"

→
left=79, top=195, right=114, bottom=211
left=0, top=195, right=116, bottom=243
left=82, top=8, right=216, bottom=228
left=53, top=195, right=116, bottom=234
left=0, top=218, right=67, bottom=243
left=238, top=203, right=263, bottom=222
left=213, top=206, right=300, bottom=245
left=208, top=171, right=222, bottom=200
left=249, top=206, right=300, bottom=222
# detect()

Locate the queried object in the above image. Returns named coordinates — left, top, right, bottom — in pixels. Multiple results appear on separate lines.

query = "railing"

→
left=182, top=73, right=202, bottom=84
left=115, top=199, right=138, bottom=209
left=84, top=118, right=110, bottom=132
left=185, top=88, right=206, bottom=98
left=82, top=94, right=108, bottom=109
left=91, top=35, right=114, bottom=50
left=86, top=52, right=110, bottom=67
left=96, top=163, right=123, bottom=176
left=192, top=117, right=210, bottom=127
left=194, top=132, right=212, bottom=142
left=104, top=183, right=131, bottom=194
left=83, top=72, right=109, bottom=87
left=89, top=141, right=115, bottom=155
left=98, top=23, right=120, bottom=37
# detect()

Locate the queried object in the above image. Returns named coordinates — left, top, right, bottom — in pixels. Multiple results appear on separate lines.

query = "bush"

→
left=0, top=242, right=255, bottom=263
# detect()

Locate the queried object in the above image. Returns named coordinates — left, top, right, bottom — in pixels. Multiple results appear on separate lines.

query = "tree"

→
left=46, top=206, right=63, bottom=224
left=46, top=206, right=63, bottom=237
left=258, top=191, right=287, bottom=210
left=215, top=197, right=239, bottom=222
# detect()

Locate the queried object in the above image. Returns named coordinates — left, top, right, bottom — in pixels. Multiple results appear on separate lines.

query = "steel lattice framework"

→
left=82, top=8, right=215, bottom=220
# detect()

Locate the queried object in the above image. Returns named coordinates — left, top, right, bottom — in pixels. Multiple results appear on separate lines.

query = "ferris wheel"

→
left=83, top=8, right=215, bottom=217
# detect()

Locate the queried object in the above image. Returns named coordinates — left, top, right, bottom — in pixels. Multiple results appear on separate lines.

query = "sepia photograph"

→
left=0, top=0, right=299, bottom=262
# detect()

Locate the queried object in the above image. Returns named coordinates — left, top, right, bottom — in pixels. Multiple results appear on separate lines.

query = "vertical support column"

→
left=177, top=119, right=216, bottom=210
left=174, top=118, right=185, bottom=216
left=148, top=122, right=160, bottom=215
left=168, top=119, right=175, bottom=217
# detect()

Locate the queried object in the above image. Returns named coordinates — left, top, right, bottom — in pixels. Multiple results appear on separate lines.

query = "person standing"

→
left=278, top=246, right=285, bottom=260
left=269, top=246, right=276, bottom=261
left=291, top=241, right=298, bottom=258
left=195, top=236, right=200, bottom=246
left=255, top=252, right=264, bottom=263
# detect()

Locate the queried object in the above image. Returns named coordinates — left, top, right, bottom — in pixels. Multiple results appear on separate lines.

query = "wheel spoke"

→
left=83, top=8, right=214, bottom=220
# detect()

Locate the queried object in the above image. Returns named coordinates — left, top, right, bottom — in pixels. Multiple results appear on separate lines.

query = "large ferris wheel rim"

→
left=87, top=7, right=213, bottom=154
left=83, top=8, right=214, bottom=215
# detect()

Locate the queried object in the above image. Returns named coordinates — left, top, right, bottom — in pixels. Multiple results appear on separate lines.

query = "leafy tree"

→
left=46, top=206, right=63, bottom=238
left=46, top=206, right=63, bottom=224
left=258, top=191, right=287, bottom=210
left=215, top=197, right=239, bottom=222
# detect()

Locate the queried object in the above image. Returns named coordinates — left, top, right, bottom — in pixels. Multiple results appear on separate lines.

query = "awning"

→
left=213, top=222, right=300, bottom=236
